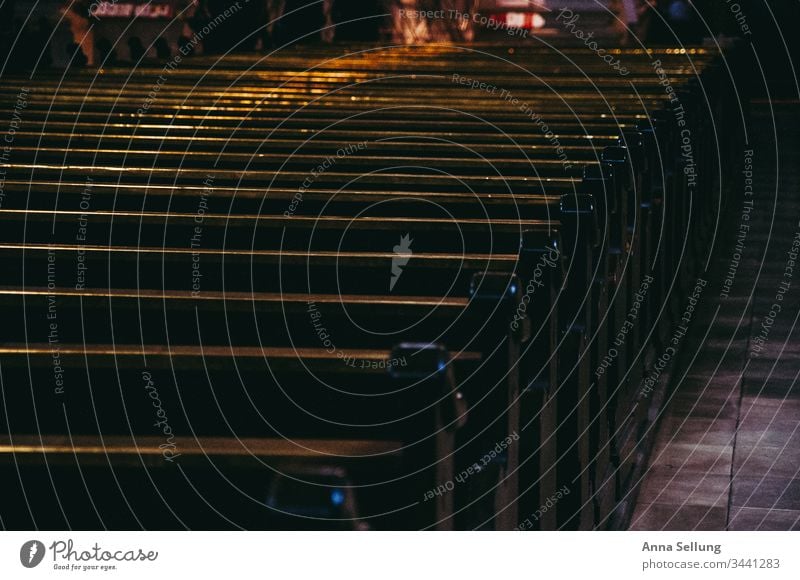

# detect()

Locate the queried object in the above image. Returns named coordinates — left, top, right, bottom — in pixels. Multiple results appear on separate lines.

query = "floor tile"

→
left=630, top=503, right=727, bottom=531
left=728, top=507, right=800, bottom=530
left=638, top=466, right=730, bottom=507
left=735, top=425, right=800, bottom=448
left=742, top=378, right=800, bottom=398
left=654, top=417, right=738, bottom=448
left=730, top=476, right=800, bottom=510
left=733, top=445, right=800, bottom=479
left=650, top=442, right=732, bottom=475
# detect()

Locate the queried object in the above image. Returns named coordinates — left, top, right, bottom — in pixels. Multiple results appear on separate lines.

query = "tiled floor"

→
left=629, top=105, right=800, bottom=530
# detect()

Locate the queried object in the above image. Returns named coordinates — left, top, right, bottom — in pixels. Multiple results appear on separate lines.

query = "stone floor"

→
left=629, top=104, right=800, bottom=530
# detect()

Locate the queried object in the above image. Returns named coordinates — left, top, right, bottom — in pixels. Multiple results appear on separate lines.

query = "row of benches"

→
left=0, top=44, right=741, bottom=529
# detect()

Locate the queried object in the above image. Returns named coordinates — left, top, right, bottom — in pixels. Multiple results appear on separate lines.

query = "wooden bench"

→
left=0, top=43, right=732, bottom=530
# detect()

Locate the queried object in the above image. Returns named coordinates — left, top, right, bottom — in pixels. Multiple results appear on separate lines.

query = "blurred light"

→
left=488, top=12, right=546, bottom=30
left=330, top=489, right=345, bottom=506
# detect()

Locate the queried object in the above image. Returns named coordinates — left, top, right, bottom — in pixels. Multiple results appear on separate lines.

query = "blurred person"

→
left=610, top=0, right=657, bottom=45
left=65, top=41, right=88, bottom=67
left=155, top=37, right=172, bottom=60
left=96, top=36, right=117, bottom=66
left=642, top=0, right=671, bottom=43
left=127, top=36, right=145, bottom=63
left=264, top=0, right=286, bottom=48
left=272, top=0, right=326, bottom=45
left=390, top=0, right=474, bottom=44
left=321, top=0, right=335, bottom=42
left=390, top=0, right=429, bottom=43
left=430, top=0, right=475, bottom=43
left=177, top=0, right=208, bottom=55
left=61, top=0, right=95, bottom=66
left=635, top=1, right=659, bottom=43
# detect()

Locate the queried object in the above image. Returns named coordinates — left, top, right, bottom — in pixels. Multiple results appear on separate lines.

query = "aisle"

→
left=629, top=104, right=800, bottom=531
